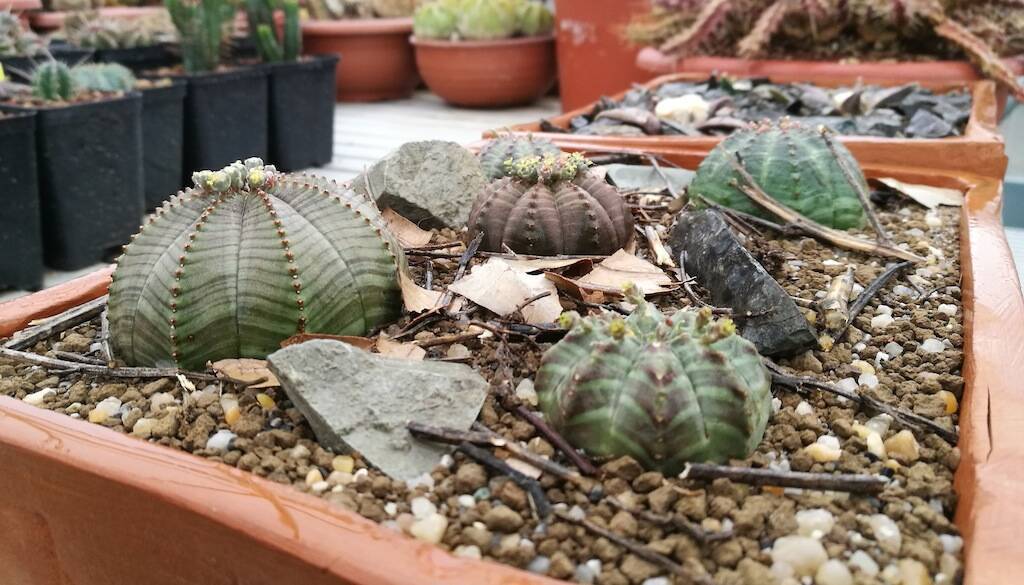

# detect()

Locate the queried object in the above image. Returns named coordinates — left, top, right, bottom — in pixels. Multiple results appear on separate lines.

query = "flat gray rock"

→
left=671, top=209, right=817, bottom=357
left=352, top=140, right=487, bottom=229
left=267, top=340, right=488, bottom=481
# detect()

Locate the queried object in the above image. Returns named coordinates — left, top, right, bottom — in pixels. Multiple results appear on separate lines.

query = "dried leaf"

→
left=876, top=178, right=963, bottom=209
left=577, top=249, right=677, bottom=295
left=210, top=358, right=280, bottom=388
left=502, top=257, right=594, bottom=274
left=382, top=207, right=433, bottom=248
left=544, top=271, right=608, bottom=304
left=448, top=258, right=563, bottom=324
left=376, top=336, right=427, bottom=360
left=281, top=334, right=375, bottom=351
left=399, top=265, right=443, bottom=313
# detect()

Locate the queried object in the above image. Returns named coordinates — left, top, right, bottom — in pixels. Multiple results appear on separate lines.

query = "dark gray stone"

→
left=352, top=140, right=486, bottom=229
left=671, top=209, right=817, bottom=357
left=267, top=340, right=488, bottom=481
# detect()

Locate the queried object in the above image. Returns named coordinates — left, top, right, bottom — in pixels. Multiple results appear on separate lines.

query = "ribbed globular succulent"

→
left=413, top=0, right=553, bottom=40
left=537, top=291, right=772, bottom=473
left=689, top=119, right=867, bottom=229
left=477, top=134, right=562, bottom=180
left=107, top=158, right=404, bottom=370
left=467, top=152, right=633, bottom=255
left=70, top=63, right=136, bottom=92
left=32, top=61, right=77, bottom=101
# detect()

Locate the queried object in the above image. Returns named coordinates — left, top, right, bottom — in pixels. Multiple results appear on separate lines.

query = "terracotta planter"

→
left=636, top=48, right=1024, bottom=119
left=552, top=0, right=652, bottom=112
left=2, top=147, right=1024, bottom=584
left=29, top=6, right=167, bottom=32
left=411, top=36, right=556, bottom=108
left=498, top=73, right=1009, bottom=179
left=301, top=18, right=418, bottom=102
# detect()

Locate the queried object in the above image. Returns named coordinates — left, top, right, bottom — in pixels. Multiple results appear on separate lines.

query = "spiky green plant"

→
left=63, top=10, right=176, bottom=50
left=0, top=9, right=44, bottom=57
left=246, top=0, right=301, bottom=62
left=70, top=63, right=137, bottom=92
left=537, top=290, right=772, bottom=472
left=477, top=135, right=562, bottom=180
left=413, top=0, right=552, bottom=40
left=107, top=158, right=405, bottom=370
left=165, top=0, right=233, bottom=73
left=467, top=152, right=634, bottom=255
left=32, top=61, right=77, bottom=101
left=689, top=119, right=867, bottom=229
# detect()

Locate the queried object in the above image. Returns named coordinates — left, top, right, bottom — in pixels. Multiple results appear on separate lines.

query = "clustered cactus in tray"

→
left=413, top=0, right=554, bottom=41
left=107, top=159, right=405, bottom=370
left=537, top=289, right=773, bottom=474
left=307, top=0, right=417, bottom=20
left=62, top=10, right=176, bottom=50
left=0, top=9, right=44, bottom=57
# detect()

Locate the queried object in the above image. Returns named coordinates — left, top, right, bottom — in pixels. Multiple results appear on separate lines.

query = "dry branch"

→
left=681, top=463, right=888, bottom=494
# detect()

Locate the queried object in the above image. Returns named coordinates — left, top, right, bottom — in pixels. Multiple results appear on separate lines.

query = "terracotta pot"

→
left=301, top=18, right=418, bottom=102
left=411, top=35, right=556, bottom=108
left=1, top=151, right=1022, bottom=583
left=636, top=48, right=1024, bottom=119
left=9, top=0, right=41, bottom=23
left=29, top=6, right=167, bottom=32
left=552, top=0, right=652, bottom=112
left=497, top=73, right=1008, bottom=179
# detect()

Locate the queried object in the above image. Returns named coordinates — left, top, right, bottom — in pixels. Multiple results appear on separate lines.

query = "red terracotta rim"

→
left=410, top=35, right=555, bottom=49
left=1, top=162, right=1022, bottom=583
left=300, top=17, right=413, bottom=36
left=5, top=0, right=41, bottom=11
left=29, top=6, right=166, bottom=29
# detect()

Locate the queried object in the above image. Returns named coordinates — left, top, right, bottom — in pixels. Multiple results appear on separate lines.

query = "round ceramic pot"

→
left=301, top=17, right=419, bottom=102
left=411, top=35, right=556, bottom=108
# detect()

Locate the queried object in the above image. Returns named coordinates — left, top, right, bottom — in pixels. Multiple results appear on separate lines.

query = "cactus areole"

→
left=689, top=119, right=867, bottom=230
left=467, top=153, right=633, bottom=256
left=107, top=159, right=404, bottom=370
left=537, top=293, right=772, bottom=473
left=477, top=134, right=562, bottom=181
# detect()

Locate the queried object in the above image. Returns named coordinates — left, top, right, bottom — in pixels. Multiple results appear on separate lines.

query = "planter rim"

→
left=6, top=0, right=41, bottom=10
left=300, top=17, right=413, bottom=36
left=1, top=157, right=1023, bottom=583
left=410, top=34, right=555, bottom=49
left=0, top=90, right=142, bottom=113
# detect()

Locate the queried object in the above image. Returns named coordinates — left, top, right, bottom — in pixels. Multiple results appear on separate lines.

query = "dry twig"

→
left=0, top=346, right=217, bottom=381
left=4, top=296, right=108, bottom=351
left=681, top=463, right=888, bottom=494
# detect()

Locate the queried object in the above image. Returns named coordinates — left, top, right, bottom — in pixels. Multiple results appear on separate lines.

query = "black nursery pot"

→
left=94, top=43, right=179, bottom=72
left=176, top=66, right=269, bottom=180
left=0, top=110, right=43, bottom=291
left=139, top=79, right=187, bottom=209
left=3, top=94, right=144, bottom=271
left=265, top=54, right=339, bottom=171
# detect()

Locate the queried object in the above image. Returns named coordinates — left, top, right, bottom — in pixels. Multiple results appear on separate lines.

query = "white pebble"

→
left=574, top=559, right=601, bottom=584
left=880, top=564, right=902, bottom=584
left=88, top=397, right=122, bottom=423
left=822, top=259, right=842, bottom=266
left=453, top=545, right=482, bottom=560
left=817, top=435, right=840, bottom=450
left=815, top=559, right=853, bottom=585
left=771, top=536, right=828, bottom=577
left=305, top=468, right=324, bottom=486
left=310, top=481, right=330, bottom=494
left=772, top=397, right=782, bottom=414
left=919, top=338, right=945, bottom=353
left=876, top=305, right=894, bottom=315
left=150, top=392, right=176, bottom=412
left=288, top=444, right=311, bottom=459
left=939, top=534, right=963, bottom=554
left=836, top=378, right=859, bottom=393
left=937, top=304, right=957, bottom=316
left=866, top=414, right=894, bottom=436
left=795, top=508, right=834, bottom=539
left=205, top=429, right=236, bottom=451
left=892, top=285, right=916, bottom=298
left=804, top=442, right=841, bottom=463
left=925, top=210, right=942, bottom=227
left=848, top=550, right=880, bottom=577
left=515, top=379, right=538, bottom=406
left=457, top=495, right=476, bottom=508
left=866, top=432, right=887, bottom=459
left=867, top=514, right=902, bottom=554
left=567, top=505, right=586, bottom=521
left=858, top=373, right=879, bottom=389
left=410, top=496, right=437, bottom=519
left=853, top=342, right=866, bottom=352
left=22, top=388, right=56, bottom=406
left=439, top=454, right=454, bottom=468
left=875, top=351, right=890, bottom=365
left=409, top=513, right=448, bottom=544
left=384, top=502, right=398, bottom=516
left=884, top=341, right=904, bottom=357
left=871, top=314, right=895, bottom=330
left=527, top=556, right=551, bottom=574
left=641, top=578, right=670, bottom=585
left=795, top=401, right=815, bottom=416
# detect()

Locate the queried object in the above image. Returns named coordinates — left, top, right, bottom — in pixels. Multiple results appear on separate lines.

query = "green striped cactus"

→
left=477, top=134, right=562, bottom=180
left=689, top=119, right=867, bottom=229
left=70, top=63, right=136, bottom=92
left=108, top=159, right=404, bottom=371
left=31, top=61, right=77, bottom=101
left=537, top=291, right=772, bottom=472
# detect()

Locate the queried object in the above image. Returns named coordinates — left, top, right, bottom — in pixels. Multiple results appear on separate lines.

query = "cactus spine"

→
left=689, top=119, right=867, bottom=230
left=32, top=61, right=77, bottom=101
left=537, top=291, right=772, bottom=473
left=107, top=158, right=405, bottom=370
left=165, top=0, right=233, bottom=73
left=477, top=134, right=562, bottom=180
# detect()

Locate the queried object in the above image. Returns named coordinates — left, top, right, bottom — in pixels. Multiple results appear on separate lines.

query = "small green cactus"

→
left=0, top=9, right=44, bottom=57
left=537, top=291, right=773, bottom=473
left=456, top=0, right=519, bottom=40
left=246, top=0, right=301, bottom=62
left=413, top=0, right=553, bottom=40
left=63, top=10, right=175, bottom=50
left=516, top=0, right=553, bottom=36
left=165, top=0, right=233, bottom=73
left=477, top=134, right=562, bottom=180
left=467, top=152, right=634, bottom=255
left=689, top=119, right=867, bottom=230
left=32, top=61, right=77, bottom=102
left=107, top=158, right=405, bottom=370
left=70, top=63, right=137, bottom=92
left=412, top=0, right=459, bottom=38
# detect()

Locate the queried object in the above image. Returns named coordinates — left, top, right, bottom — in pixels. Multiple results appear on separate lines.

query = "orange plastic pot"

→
left=1, top=153, right=1022, bottom=584
left=636, top=48, right=1024, bottom=119
left=301, top=18, right=419, bottom=103
left=552, top=0, right=652, bottom=112
left=497, top=72, right=1009, bottom=179
left=29, top=6, right=166, bottom=32
left=411, top=36, right=556, bottom=108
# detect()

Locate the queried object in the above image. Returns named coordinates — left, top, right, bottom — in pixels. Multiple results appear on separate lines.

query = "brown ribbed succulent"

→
left=466, top=153, right=633, bottom=256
